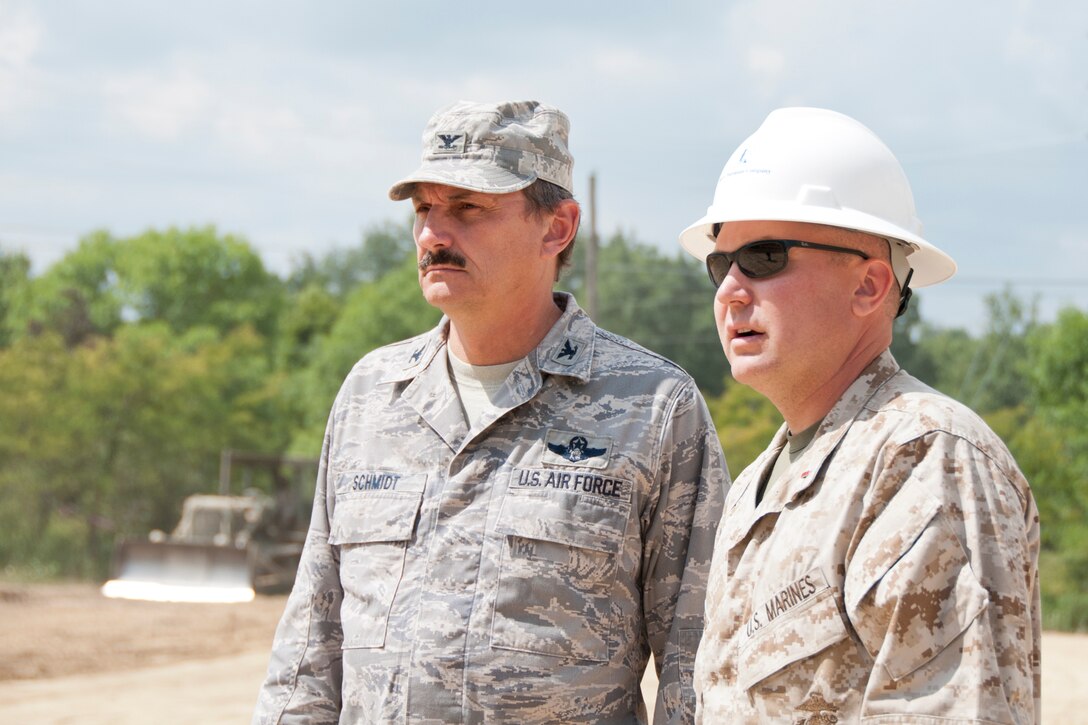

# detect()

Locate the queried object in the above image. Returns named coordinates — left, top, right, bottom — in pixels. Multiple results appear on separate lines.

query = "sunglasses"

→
left=705, top=239, right=870, bottom=288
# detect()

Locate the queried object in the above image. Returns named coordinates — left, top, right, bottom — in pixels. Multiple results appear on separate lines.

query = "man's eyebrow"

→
left=411, top=189, right=489, bottom=204
left=446, top=190, right=490, bottom=203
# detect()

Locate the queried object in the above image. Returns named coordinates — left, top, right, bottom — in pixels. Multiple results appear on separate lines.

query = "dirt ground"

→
left=0, top=581, right=287, bottom=681
left=0, top=581, right=1083, bottom=724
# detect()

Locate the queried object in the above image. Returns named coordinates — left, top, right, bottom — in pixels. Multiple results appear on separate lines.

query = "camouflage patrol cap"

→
left=388, top=100, right=574, bottom=200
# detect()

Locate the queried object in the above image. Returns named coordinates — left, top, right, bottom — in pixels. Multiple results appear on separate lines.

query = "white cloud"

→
left=745, top=45, right=786, bottom=80
left=2, top=0, right=1084, bottom=332
left=0, top=2, right=42, bottom=121
left=0, top=2, right=40, bottom=67
left=591, top=46, right=667, bottom=81
left=215, top=104, right=304, bottom=157
left=102, top=68, right=212, bottom=140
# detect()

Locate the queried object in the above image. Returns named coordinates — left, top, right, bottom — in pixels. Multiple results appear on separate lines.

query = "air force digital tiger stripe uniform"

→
left=253, top=293, right=728, bottom=724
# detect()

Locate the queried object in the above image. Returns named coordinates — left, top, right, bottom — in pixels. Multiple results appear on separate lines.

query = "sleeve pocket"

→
left=844, top=488, right=989, bottom=681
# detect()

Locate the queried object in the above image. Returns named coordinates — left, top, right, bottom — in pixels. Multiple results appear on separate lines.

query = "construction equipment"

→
left=101, top=450, right=316, bottom=603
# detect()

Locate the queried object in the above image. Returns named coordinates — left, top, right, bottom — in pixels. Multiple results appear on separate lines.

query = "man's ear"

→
left=541, top=199, right=580, bottom=259
left=853, top=258, right=896, bottom=317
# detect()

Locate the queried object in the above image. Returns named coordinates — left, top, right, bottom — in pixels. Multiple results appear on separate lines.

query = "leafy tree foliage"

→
left=10, top=227, right=282, bottom=345
left=0, top=324, right=289, bottom=578
left=285, top=256, right=441, bottom=454
left=917, top=288, right=1037, bottom=411
left=564, top=231, right=727, bottom=396
left=706, top=380, right=782, bottom=479
left=1020, top=307, right=1088, bottom=629
left=114, top=227, right=284, bottom=337
left=286, top=219, right=415, bottom=296
left=3, top=219, right=1087, bottom=632
left=0, top=247, right=32, bottom=347
left=13, top=231, right=123, bottom=345
left=889, top=293, right=939, bottom=384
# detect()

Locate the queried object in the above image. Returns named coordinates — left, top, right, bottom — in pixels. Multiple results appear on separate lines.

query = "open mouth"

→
left=732, top=326, right=763, bottom=340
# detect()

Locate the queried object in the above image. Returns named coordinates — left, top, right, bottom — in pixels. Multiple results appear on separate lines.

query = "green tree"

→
left=13, top=231, right=123, bottom=345
left=276, top=282, right=341, bottom=369
left=115, top=226, right=283, bottom=338
left=705, top=379, right=783, bottom=479
left=286, top=256, right=441, bottom=454
left=565, top=231, right=726, bottom=396
left=0, top=324, right=291, bottom=579
left=1020, top=307, right=1088, bottom=629
left=286, top=219, right=415, bottom=297
left=12, top=227, right=283, bottom=345
left=0, top=247, right=32, bottom=347
left=277, top=221, right=417, bottom=371
left=889, top=293, right=939, bottom=384
left=919, top=289, right=1037, bottom=412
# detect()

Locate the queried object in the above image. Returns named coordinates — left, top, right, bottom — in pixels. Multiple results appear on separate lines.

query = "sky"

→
left=1, top=0, right=1086, bottom=333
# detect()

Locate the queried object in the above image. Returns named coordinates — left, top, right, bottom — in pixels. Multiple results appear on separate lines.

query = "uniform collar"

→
left=380, top=325, right=447, bottom=384
left=534, top=292, right=596, bottom=383
left=722, top=349, right=902, bottom=549
left=379, top=293, right=598, bottom=453
left=380, top=291, right=596, bottom=386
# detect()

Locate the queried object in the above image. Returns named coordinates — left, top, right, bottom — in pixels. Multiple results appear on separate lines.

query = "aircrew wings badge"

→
left=543, top=429, right=612, bottom=469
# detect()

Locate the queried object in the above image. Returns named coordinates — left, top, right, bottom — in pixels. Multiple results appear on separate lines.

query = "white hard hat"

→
left=679, top=107, right=956, bottom=288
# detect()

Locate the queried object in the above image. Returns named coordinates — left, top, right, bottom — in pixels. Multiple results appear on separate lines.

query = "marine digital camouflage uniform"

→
left=254, top=293, right=728, bottom=724
left=694, top=350, right=1041, bottom=724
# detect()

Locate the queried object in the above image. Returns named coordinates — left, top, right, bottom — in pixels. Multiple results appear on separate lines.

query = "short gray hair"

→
left=523, top=180, right=580, bottom=278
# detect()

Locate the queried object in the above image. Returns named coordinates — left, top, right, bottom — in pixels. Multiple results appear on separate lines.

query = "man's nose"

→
left=415, top=210, right=453, bottom=250
left=714, top=261, right=751, bottom=306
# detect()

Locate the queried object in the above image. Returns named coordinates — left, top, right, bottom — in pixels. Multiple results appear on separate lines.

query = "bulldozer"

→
left=101, top=450, right=316, bottom=603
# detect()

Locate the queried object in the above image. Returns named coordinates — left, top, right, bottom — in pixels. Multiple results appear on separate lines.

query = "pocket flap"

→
left=329, top=491, right=423, bottom=545
left=844, top=488, right=940, bottom=612
left=738, top=582, right=849, bottom=691
left=495, top=490, right=628, bottom=554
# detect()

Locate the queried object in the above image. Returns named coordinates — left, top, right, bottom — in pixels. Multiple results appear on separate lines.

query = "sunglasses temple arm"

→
left=896, top=268, right=914, bottom=318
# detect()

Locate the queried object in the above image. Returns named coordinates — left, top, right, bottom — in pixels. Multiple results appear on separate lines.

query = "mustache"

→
left=418, top=248, right=467, bottom=272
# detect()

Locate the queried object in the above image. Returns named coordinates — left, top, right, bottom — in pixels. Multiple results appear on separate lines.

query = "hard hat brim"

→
left=678, top=201, right=956, bottom=288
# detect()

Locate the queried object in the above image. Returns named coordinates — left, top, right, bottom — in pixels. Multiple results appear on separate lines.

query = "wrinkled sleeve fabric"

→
left=844, top=430, right=1040, bottom=724
left=252, top=415, right=345, bottom=725
left=641, top=381, right=729, bottom=724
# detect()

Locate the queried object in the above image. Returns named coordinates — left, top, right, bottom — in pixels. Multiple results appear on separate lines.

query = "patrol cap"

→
left=388, top=100, right=574, bottom=200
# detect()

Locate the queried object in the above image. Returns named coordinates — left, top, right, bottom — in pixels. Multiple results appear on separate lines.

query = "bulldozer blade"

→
left=101, top=540, right=255, bottom=603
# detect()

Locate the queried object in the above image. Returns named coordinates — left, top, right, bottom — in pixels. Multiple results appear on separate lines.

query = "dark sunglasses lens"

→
left=737, top=242, right=788, bottom=278
left=707, top=254, right=731, bottom=287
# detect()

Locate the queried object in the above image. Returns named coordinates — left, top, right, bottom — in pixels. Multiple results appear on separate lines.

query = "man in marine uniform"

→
left=678, top=107, right=1040, bottom=723
left=253, top=99, right=728, bottom=723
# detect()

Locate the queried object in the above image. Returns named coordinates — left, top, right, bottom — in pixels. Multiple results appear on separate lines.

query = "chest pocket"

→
left=328, top=477, right=425, bottom=649
left=491, top=487, right=630, bottom=662
left=738, top=575, right=850, bottom=693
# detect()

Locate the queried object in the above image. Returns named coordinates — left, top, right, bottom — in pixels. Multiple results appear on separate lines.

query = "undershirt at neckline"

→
left=756, top=419, right=822, bottom=505
left=447, top=351, right=522, bottom=424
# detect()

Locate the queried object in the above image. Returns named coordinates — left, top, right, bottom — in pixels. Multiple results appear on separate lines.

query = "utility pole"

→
left=586, top=172, right=599, bottom=319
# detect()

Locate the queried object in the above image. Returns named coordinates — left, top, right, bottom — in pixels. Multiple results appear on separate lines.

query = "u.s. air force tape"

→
left=512, top=467, right=631, bottom=501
